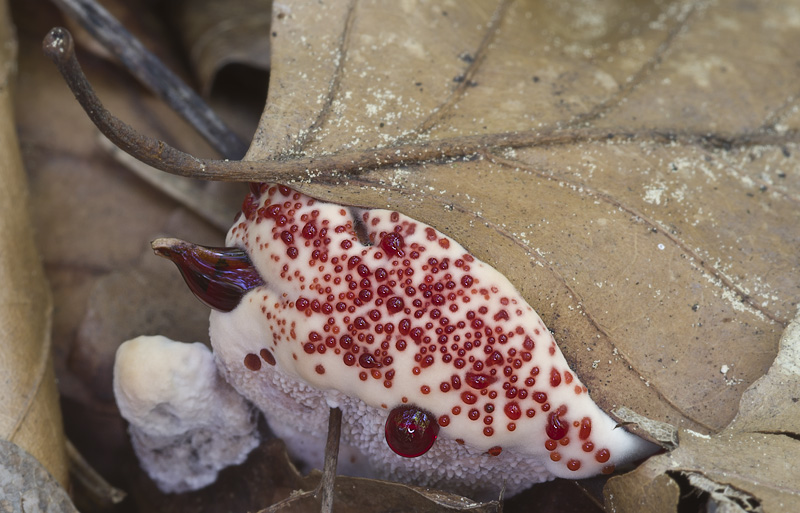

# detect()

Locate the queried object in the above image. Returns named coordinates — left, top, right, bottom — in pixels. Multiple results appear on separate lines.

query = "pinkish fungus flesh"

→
left=125, top=183, right=656, bottom=498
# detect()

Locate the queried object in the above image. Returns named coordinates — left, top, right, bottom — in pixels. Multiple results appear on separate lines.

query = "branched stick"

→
left=43, top=27, right=241, bottom=179
left=49, top=0, right=248, bottom=159
left=316, top=407, right=342, bottom=513
left=257, top=407, right=342, bottom=513
left=43, top=28, right=800, bottom=184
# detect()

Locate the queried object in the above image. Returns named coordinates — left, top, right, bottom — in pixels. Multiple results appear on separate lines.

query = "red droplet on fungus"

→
left=260, top=348, right=276, bottom=366
left=546, top=407, right=569, bottom=440
left=465, top=371, right=497, bottom=389
left=504, top=402, right=522, bottom=420
left=579, top=417, right=592, bottom=440
left=385, top=405, right=439, bottom=457
left=244, top=353, right=261, bottom=371
left=380, top=232, right=405, bottom=258
left=550, top=368, right=561, bottom=387
left=461, top=391, right=478, bottom=404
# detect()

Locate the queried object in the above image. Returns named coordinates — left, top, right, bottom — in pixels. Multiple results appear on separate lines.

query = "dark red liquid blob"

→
left=546, top=408, right=569, bottom=440
left=465, top=371, right=497, bottom=390
left=243, top=353, right=261, bottom=371
left=386, top=296, right=405, bottom=314
left=380, top=232, right=405, bottom=258
left=358, top=353, right=381, bottom=368
left=579, top=417, right=592, bottom=440
left=153, top=239, right=264, bottom=312
left=550, top=368, right=562, bottom=387
left=385, top=405, right=439, bottom=458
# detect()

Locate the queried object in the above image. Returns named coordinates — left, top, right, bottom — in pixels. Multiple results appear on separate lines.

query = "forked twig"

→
left=316, top=407, right=342, bottom=512
left=43, top=27, right=241, bottom=180
left=258, top=407, right=342, bottom=513
left=43, top=28, right=800, bottom=185
left=50, top=0, right=247, bottom=159
left=66, top=440, right=126, bottom=505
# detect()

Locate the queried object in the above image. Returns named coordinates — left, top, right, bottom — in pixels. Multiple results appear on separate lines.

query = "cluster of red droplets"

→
left=162, top=183, right=620, bottom=474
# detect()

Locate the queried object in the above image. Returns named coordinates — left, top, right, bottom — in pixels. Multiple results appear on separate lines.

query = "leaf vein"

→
left=485, top=150, right=788, bottom=326
left=400, top=0, right=513, bottom=141
left=292, top=0, right=360, bottom=153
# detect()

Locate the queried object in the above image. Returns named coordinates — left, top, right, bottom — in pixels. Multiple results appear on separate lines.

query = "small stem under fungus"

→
left=43, top=28, right=796, bottom=184
left=49, top=0, right=247, bottom=159
left=316, top=407, right=342, bottom=513
left=66, top=439, right=127, bottom=505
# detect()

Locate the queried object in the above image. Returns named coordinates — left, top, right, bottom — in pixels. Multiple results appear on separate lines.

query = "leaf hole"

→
left=666, top=471, right=762, bottom=513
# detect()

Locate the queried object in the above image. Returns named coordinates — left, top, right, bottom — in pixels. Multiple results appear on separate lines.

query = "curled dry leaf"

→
left=19, top=0, right=800, bottom=510
left=12, top=0, right=238, bottom=491
left=0, top=0, right=68, bottom=488
left=171, top=0, right=273, bottom=95
left=244, top=0, right=800, bottom=438
left=604, top=311, right=800, bottom=512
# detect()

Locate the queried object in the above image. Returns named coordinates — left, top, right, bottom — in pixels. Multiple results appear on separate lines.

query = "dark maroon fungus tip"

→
left=152, top=237, right=265, bottom=312
left=385, top=405, right=439, bottom=458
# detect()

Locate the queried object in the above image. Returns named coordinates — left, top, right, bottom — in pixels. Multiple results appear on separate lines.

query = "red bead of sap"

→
left=579, top=417, right=592, bottom=440
left=359, top=353, right=381, bottom=368
left=386, top=296, right=405, bottom=314
left=385, top=405, right=439, bottom=458
left=465, top=371, right=497, bottom=390
left=550, top=368, right=561, bottom=387
left=155, top=241, right=264, bottom=313
left=545, top=407, right=569, bottom=440
left=260, top=348, right=276, bottom=366
left=380, top=232, right=406, bottom=258
left=461, top=391, right=478, bottom=404
left=243, top=353, right=261, bottom=371
left=504, top=402, right=522, bottom=420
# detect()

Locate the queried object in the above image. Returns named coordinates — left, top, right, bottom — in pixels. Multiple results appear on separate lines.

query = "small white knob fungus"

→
left=113, top=335, right=259, bottom=493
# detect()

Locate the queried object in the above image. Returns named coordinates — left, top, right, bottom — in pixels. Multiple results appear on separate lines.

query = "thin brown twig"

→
left=43, top=27, right=800, bottom=184
left=66, top=440, right=126, bottom=505
left=316, top=407, right=342, bottom=513
left=256, top=407, right=342, bottom=513
left=49, top=0, right=248, bottom=159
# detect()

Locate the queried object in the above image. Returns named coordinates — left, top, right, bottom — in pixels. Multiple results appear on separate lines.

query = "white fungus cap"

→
left=203, top=184, right=657, bottom=498
left=113, top=335, right=260, bottom=493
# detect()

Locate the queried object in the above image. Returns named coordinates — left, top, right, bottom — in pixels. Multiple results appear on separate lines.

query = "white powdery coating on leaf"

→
left=114, top=335, right=260, bottom=493
left=210, top=184, right=655, bottom=497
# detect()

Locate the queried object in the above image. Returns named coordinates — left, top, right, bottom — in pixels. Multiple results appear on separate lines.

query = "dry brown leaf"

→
left=0, top=0, right=68, bottom=487
left=13, top=0, right=800, bottom=510
left=12, top=0, right=233, bottom=489
left=604, top=311, right=800, bottom=512
left=170, top=0, right=272, bottom=95
left=244, top=0, right=800, bottom=438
